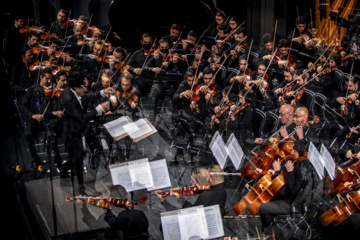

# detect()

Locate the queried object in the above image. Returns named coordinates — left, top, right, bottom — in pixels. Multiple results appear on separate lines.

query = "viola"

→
left=319, top=190, right=360, bottom=227
left=139, top=186, right=211, bottom=202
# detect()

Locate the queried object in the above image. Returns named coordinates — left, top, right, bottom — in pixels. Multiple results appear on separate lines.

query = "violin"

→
left=319, top=190, right=360, bottom=227
left=115, top=87, right=139, bottom=109
left=65, top=195, right=134, bottom=209
left=54, top=51, right=71, bottom=61
left=231, top=42, right=247, bottom=60
left=190, top=82, right=201, bottom=114
left=104, top=55, right=130, bottom=73
left=19, top=26, right=44, bottom=34
left=318, top=66, right=336, bottom=77
left=139, top=186, right=211, bottom=202
left=342, top=52, right=358, bottom=61
left=40, top=32, right=65, bottom=43
left=192, top=59, right=204, bottom=69
left=344, top=91, right=359, bottom=115
left=29, top=60, right=51, bottom=71
left=294, top=86, right=306, bottom=105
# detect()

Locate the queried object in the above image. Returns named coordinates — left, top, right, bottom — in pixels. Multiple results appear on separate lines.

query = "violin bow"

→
left=154, top=36, right=181, bottom=79
left=272, top=20, right=278, bottom=54
left=189, top=29, right=206, bottom=55
left=96, top=27, right=113, bottom=82
left=64, top=10, right=71, bottom=39
left=285, top=28, right=296, bottom=70
left=36, top=53, right=44, bottom=85
left=55, top=36, right=71, bottom=65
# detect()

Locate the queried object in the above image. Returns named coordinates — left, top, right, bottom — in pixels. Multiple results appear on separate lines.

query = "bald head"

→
left=294, top=107, right=309, bottom=125
left=209, top=164, right=224, bottom=184
left=279, top=104, right=294, bottom=124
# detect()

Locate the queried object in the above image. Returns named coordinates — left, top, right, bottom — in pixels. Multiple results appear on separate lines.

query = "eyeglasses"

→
left=279, top=112, right=289, bottom=117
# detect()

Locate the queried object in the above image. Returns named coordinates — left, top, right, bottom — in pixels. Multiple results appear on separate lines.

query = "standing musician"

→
left=20, top=68, right=62, bottom=170
left=127, top=33, right=154, bottom=96
left=11, top=47, right=36, bottom=101
left=155, top=164, right=227, bottom=217
left=61, top=71, right=111, bottom=195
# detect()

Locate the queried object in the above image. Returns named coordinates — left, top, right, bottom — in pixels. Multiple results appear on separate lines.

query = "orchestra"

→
left=3, top=1, right=360, bottom=240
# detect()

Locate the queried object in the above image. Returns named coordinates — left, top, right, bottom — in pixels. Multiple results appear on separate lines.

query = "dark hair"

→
left=171, top=23, right=182, bottom=31
left=185, top=66, right=196, bottom=76
left=235, top=27, right=247, bottom=36
left=215, top=10, right=226, bottom=18
left=188, top=30, right=198, bottom=38
left=203, top=66, right=214, bottom=75
left=68, top=72, right=85, bottom=88
left=308, top=21, right=316, bottom=29
left=55, top=70, right=68, bottom=79
left=114, top=46, right=127, bottom=58
left=28, top=32, right=40, bottom=39
left=58, top=9, right=69, bottom=16
left=295, top=16, right=306, bottom=25
left=262, top=33, right=272, bottom=44
left=278, top=38, right=288, bottom=48
left=217, top=23, right=230, bottom=34
left=141, top=33, right=152, bottom=41
left=40, top=68, right=53, bottom=77
left=121, top=72, right=133, bottom=83
left=159, top=37, right=169, bottom=45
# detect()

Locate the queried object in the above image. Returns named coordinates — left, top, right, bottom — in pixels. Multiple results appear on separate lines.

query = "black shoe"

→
left=31, top=161, right=43, bottom=172
left=78, top=185, right=86, bottom=196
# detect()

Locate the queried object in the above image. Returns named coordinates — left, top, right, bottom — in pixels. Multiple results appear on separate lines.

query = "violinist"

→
left=155, top=164, right=227, bottom=217
left=304, top=21, right=322, bottom=56
left=274, top=68, right=294, bottom=107
left=282, top=69, right=311, bottom=108
left=317, top=55, right=339, bottom=99
left=91, top=69, right=115, bottom=105
left=172, top=67, right=202, bottom=139
left=208, top=49, right=227, bottom=89
left=287, top=16, right=308, bottom=53
left=50, top=8, right=69, bottom=40
left=162, top=23, right=182, bottom=49
left=204, top=10, right=226, bottom=38
left=275, top=39, right=300, bottom=73
left=4, top=14, right=26, bottom=67
left=257, top=33, right=274, bottom=63
left=188, top=44, right=209, bottom=74
left=215, top=22, right=233, bottom=46
left=24, top=32, right=40, bottom=56
left=176, top=29, right=198, bottom=53
left=11, top=47, right=36, bottom=101
left=115, top=72, right=141, bottom=117
left=227, top=27, right=248, bottom=68
left=20, top=68, right=61, bottom=170
left=104, top=186, right=150, bottom=240
left=333, top=75, right=360, bottom=125
left=228, top=16, right=240, bottom=35
left=64, top=22, right=91, bottom=57
left=226, top=57, right=251, bottom=89
left=81, top=40, right=108, bottom=84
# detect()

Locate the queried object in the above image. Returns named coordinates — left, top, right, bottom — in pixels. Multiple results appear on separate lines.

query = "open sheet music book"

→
left=103, top=117, right=157, bottom=142
left=226, top=133, right=244, bottom=170
left=109, top=158, right=171, bottom=192
left=308, top=141, right=325, bottom=180
left=209, top=131, right=229, bottom=169
left=103, top=116, right=133, bottom=141
left=160, top=205, right=224, bottom=240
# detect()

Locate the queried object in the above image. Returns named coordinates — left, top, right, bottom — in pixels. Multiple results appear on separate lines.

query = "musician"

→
left=333, top=75, right=360, bottom=126
left=61, top=71, right=111, bottom=194
left=11, top=47, right=36, bottom=101
left=177, top=29, right=198, bottom=53
left=50, top=8, right=69, bottom=40
left=287, top=16, right=308, bottom=53
left=4, top=14, right=26, bottom=67
left=274, top=68, right=294, bottom=107
left=162, top=23, right=182, bottom=48
left=91, top=69, right=115, bottom=105
left=188, top=44, right=209, bottom=75
left=104, top=186, right=150, bottom=240
left=24, top=32, right=40, bottom=54
left=64, top=22, right=91, bottom=58
left=258, top=154, right=303, bottom=231
left=155, top=164, right=227, bottom=217
left=208, top=49, right=227, bottom=89
left=107, top=46, right=128, bottom=81
left=81, top=40, right=108, bottom=84
left=317, top=55, right=339, bottom=100
left=227, top=27, right=248, bottom=68
left=204, top=10, right=226, bottom=37
left=274, top=39, right=301, bottom=73
left=115, top=72, right=141, bottom=118
left=127, top=33, right=154, bottom=95
left=20, top=68, right=61, bottom=170
left=282, top=69, right=311, bottom=109
left=228, top=16, right=240, bottom=35
left=225, top=57, right=251, bottom=89
left=257, top=33, right=274, bottom=63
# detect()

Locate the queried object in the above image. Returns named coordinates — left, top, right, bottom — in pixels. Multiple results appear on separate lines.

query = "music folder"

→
left=103, top=116, right=133, bottom=141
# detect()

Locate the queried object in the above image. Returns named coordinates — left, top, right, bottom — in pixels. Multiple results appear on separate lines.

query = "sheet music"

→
left=160, top=205, right=224, bottom=240
left=128, top=158, right=154, bottom=189
left=127, top=118, right=154, bottom=140
left=103, top=116, right=132, bottom=138
left=308, top=141, right=324, bottom=180
left=109, top=162, right=133, bottom=191
left=320, top=143, right=336, bottom=180
left=161, top=210, right=182, bottom=240
left=226, top=133, right=244, bottom=170
left=147, top=159, right=172, bottom=191
left=203, top=205, right=224, bottom=239
left=209, top=131, right=229, bottom=169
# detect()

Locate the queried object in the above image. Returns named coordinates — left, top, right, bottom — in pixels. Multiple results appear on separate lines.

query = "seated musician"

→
left=274, top=68, right=294, bottom=107
left=204, top=10, right=226, bottom=38
left=127, top=33, right=154, bottom=96
left=91, top=68, right=115, bottom=105
left=225, top=57, right=251, bottom=89
left=107, top=46, right=128, bottom=81
left=155, top=164, right=227, bottom=217
left=162, top=23, right=182, bottom=49
left=187, top=44, right=209, bottom=76
left=114, top=72, right=141, bottom=119
left=257, top=33, right=274, bottom=63
left=227, top=27, right=248, bottom=68
left=176, top=29, right=198, bottom=53
left=24, top=32, right=40, bottom=57
left=81, top=40, right=108, bottom=85
left=64, top=22, right=91, bottom=58
left=20, top=68, right=61, bottom=170
left=258, top=156, right=303, bottom=231
left=50, top=8, right=69, bottom=40
left=287, top=16, right=308, bottom=53
left=208, top=49, right=227, bottom=89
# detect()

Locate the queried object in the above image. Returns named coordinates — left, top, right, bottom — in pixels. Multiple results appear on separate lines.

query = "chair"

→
left=263, top=111, right=280, bottom=137
left=253, top=108, right=267, bottom=138
left=225, top=67, right=239, bottom=80
left=303, top=89, right=315, bottom=117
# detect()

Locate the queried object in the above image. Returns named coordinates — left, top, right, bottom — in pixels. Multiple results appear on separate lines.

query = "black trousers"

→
left=259, top=200, right=291, bottom=229
left=64, top=134, right=84, bottom=185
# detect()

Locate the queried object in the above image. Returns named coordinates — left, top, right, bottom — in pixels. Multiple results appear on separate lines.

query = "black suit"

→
left=60, top=87, right=100, bottom=184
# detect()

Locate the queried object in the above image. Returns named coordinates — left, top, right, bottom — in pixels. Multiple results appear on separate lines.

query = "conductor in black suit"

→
left=61, top=71, right=112, bottom=194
